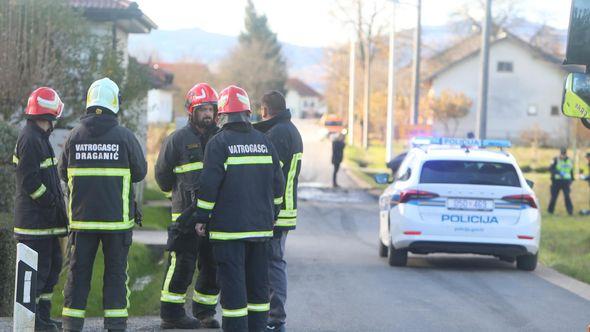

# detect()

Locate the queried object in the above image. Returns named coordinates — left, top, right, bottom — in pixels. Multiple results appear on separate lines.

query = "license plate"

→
left=447, top=198, right=494, bottom=211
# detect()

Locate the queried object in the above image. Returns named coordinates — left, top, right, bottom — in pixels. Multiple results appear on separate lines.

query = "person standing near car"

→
left=13, top=87, right=68, bottom=332
left=254, top=91, right=303, bottom=332
left=58, top=78, right=147, bottom=332
left=548, top=147, right=574, bottom=215
left=155, top=83, right=220, bottom=329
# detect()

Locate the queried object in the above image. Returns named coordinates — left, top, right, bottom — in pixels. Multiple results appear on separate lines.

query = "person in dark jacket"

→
left=548, top=147, right=574, bottom=215
left=13, top=87, right=68, bottom=332
left=331, top=132, right=346, bottom=187
left=155, top=83, right=220, bottom=329
left=253, top=91, right=302, bottom=332
left=58, top=78, right=147, bottom=332
left=195, top=85, right=285, bottom=332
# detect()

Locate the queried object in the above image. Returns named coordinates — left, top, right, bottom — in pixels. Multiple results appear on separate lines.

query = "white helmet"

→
left=86, top=77, right=120, bottom=114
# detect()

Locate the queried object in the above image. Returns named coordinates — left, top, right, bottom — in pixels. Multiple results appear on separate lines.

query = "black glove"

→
left=134, top=201, right=143, bottom=227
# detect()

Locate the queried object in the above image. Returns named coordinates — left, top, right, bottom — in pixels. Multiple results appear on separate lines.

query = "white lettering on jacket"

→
left=74, top=143, right=120, bottom=161
left=228, top=144, right=268, bottom=154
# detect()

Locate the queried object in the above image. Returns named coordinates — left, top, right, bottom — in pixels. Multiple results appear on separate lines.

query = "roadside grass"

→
left=141, top=205, right=170, bottom=231
left=345, top=144, right=590, bottom=284
left=143, top=185, right=167, bottom=202
left=51, top=243, right=165, bottom=317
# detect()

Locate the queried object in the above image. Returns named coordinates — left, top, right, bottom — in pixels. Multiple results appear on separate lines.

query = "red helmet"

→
left=185, top=83, right=218, bottom=114
left=25, top=87, right=64, bottom=120
left=217, top=85, right=251, bottom=114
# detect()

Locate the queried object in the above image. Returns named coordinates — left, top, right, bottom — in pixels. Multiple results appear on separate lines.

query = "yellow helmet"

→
left=86, top=78, right=120, bottom=114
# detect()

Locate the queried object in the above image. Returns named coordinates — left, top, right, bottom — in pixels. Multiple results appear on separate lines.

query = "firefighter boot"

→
left=37, top=299, right=62, bottom=330
left=198, top=314, right=221, bottom=329
left=161, top=315, right=202, bottom=330
left=34, top=316, right=58, bottom=332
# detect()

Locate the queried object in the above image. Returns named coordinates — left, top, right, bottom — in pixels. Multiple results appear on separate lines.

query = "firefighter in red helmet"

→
left=194, top=85, right=285, bottom=332
left=155, top=83, right=221, bottom=329
left=13, top=87, right=68, bottom=332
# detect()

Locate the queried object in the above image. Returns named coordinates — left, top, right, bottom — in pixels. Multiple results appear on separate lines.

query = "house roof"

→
left=70, top=0, right=157, bottom=33
left=147, top=63, right=175, bottom=90
left=426, top=31, right=570, bottom=81
left=286, top=78, right=322, bottom=98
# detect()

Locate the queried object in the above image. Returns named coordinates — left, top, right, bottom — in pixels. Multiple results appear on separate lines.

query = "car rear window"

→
left=420, top=160, right=520, bottom=187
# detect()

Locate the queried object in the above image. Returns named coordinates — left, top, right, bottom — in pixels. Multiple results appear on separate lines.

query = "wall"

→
left=430, top=38, right=569, bottom=146
left=147, top=89, right=174, bottom=123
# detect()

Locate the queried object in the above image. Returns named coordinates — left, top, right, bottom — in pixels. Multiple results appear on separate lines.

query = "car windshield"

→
left=325, top=121, right=342, bottom=126
left=420, top=160, right=520, bottom=187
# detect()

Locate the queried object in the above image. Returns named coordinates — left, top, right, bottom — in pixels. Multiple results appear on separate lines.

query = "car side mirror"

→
left=374, top=173, right=391, bottom=185
left=526, top=179, right=535, bottom=189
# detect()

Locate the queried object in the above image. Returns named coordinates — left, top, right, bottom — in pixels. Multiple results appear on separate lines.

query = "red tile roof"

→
left=286, top=78, right=321, bottom=98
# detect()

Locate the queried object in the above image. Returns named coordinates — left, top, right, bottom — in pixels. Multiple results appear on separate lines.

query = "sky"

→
left=134, top=0, right=573, bottom=48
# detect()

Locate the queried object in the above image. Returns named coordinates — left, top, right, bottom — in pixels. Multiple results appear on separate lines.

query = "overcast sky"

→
left=134, top=0, right=572, bottom=47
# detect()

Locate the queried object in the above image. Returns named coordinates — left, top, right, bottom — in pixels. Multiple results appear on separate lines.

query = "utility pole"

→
left=476, top=0, right=492, bottom=139
left=385, top=2, right=396, bottom=162
left=348, top=36, right=356, bottom=146
left=410, top=0, right=422, bottom=126
left=362, top=39, right=371, bottom=149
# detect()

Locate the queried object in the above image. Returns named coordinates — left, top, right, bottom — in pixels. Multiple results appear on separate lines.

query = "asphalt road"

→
left=283, top=120, right=590, bottom=332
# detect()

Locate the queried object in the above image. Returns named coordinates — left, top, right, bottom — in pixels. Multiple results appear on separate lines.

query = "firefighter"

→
left=194, top=85, right=285, bottom=332
left=548, top=147, right=574, bottom=215
left=155, top=83, right=221, bottom=329
left=13, top=87, right=68, bottom=332
left=253, top=91, right=302, bottom=332
left=58, top=78, right=147, bottom=332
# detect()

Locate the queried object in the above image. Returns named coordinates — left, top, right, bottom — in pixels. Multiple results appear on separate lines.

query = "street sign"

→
left=13, top=243, right=38, bottom=332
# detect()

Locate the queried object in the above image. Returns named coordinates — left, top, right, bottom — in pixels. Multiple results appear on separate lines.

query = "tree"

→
left=429, top=90, right=472, bottom=136
left=219, top=0, right=287, bottom=112
left=0, top=0, right=149, bottom=127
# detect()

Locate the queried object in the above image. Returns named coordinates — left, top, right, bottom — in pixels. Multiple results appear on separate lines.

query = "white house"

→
left=427, top=32, right=577, bottom=146
left=147, top=64, right=175, bottom=124
left=285, top=78, right=323, bottom=118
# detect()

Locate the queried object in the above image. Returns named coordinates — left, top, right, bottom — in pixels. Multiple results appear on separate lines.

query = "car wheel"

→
left=388, top=244, right=407, bottom=267
left=379, top=239, right=388, bottom=257
left=516, top=253, right=538, bottom=271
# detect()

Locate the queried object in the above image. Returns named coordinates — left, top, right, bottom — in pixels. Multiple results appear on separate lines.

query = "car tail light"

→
left=517, top=235, right=534, bottom=240
left=396, top=189, right=439, bottom=204
left=403, top=231, right=422, bottom=235
left=502, top=194, right=538, bottom=209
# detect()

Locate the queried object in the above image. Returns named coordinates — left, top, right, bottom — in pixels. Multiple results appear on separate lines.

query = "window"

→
left=551, top=106, right=560, bottom=116
left=527, top=105, right=538, bottom=116
left=497, top=61, right=513, bottom=72
left=420, top=161, right=520, bottom=187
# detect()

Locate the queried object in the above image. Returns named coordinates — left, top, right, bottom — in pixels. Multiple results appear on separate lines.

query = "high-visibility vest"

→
left=555, top=159, right=573, bottom=180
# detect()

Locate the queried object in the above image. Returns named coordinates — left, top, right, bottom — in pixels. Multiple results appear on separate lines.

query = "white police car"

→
left=376, top=138, right=541, bottom=271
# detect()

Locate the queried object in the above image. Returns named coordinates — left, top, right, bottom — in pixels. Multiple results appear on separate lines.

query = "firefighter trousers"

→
left=213, top=240, right=270, bottom=332
left=62, top=231, right=132, bottom=331
left=160, top=236, right=219, bottom=320
left=19, top=238, right=63, bottom=307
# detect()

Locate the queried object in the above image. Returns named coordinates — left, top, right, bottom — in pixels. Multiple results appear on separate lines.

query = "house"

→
left=147, top=63, right=175, bottom=124
left=285, top=78, right=323, bottom=118
left=426, top=31, right=578, bottom=146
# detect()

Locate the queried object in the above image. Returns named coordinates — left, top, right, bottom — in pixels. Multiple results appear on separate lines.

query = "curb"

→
left=535, top=264, right=590, bottom=302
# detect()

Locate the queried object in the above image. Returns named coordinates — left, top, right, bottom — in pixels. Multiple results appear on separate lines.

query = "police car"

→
left=376, top=137, right=541, bottom=271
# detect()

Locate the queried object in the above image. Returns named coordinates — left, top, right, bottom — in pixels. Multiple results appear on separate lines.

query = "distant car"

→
left=376, top=137, right=540, bottom=271
left=320, top=114, right=344, bottom=137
